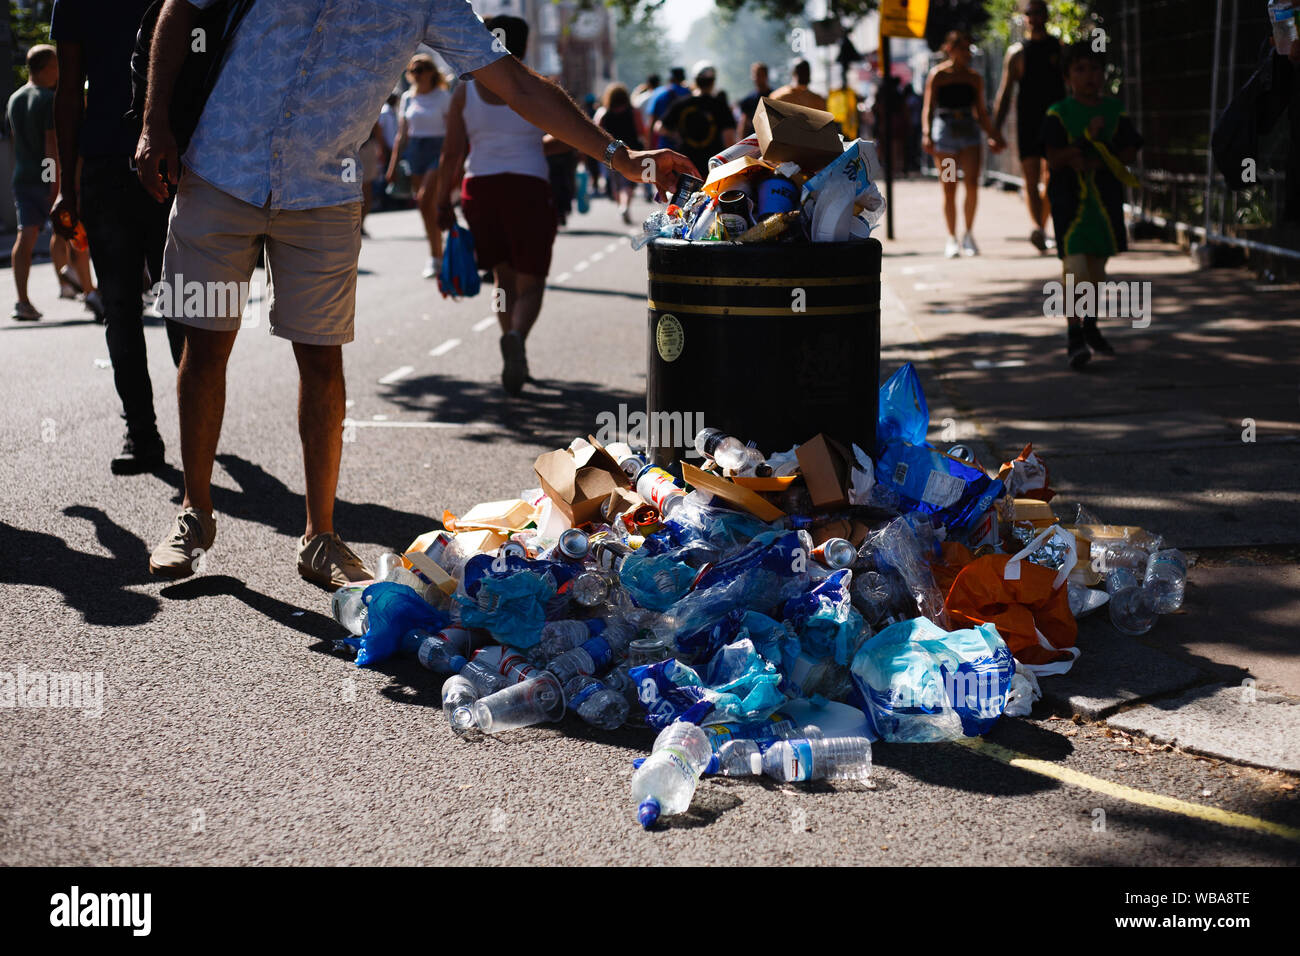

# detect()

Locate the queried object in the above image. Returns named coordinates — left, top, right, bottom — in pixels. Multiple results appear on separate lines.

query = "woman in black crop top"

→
left=922, top=30, right=1003, bottom=258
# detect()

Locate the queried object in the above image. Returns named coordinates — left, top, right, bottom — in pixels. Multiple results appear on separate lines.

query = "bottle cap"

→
left=749, top=752, right=762, bottom=775
left=637, top=798, right=661, bottom=829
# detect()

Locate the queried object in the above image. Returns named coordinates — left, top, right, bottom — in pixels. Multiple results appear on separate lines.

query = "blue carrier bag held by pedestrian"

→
left=439, top=221, right=481, bottom=299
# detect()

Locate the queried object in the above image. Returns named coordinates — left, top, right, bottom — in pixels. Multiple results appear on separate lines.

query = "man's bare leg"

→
left=178, top=327, right=239, bottom=514
left=293, top=342, right=345, bottom=539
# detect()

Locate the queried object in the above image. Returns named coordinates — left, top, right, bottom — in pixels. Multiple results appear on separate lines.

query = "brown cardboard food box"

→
left=752, top=97, right=844, bottom=173
left=811, top=518, right=871, bottom=548
left=796, top=433, right=853, bottom=510
left=533, top=438, right=631, bottom=527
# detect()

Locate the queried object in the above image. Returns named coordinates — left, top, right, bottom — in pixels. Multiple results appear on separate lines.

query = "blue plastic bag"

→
left=850, top=617, right=1014, bottom=743
left=454, top=570, right=555, bottom=649
left=630, top=640, right=785, bottom=731
left=341, top=582, right=448, bottom=667
left=438, top=222, right=481, bottom=299
left=878, top=363, right=930, bottom=450
left=781, top=569, right=869, bottom=666
left=619, top=551, right=698, bottom=612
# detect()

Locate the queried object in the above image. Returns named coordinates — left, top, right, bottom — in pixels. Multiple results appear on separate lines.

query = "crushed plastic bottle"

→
left=406, top=625, right=477, bottom=674
left=545, top=627, right=632, bottom=685
left=761, top=736, right=873, bottom=783
left=630, top=722, right=713, bottom=828
left=716, top=738, right=762, bottom=776
left=331, top=584, right=369, bottom=635
left=456, top=673, right=565, bottom=735
left=694, top=428, right=766, bottom=477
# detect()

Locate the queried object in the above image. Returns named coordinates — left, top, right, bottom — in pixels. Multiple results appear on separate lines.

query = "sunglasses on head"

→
left=410, top=64, right=431, bottom=73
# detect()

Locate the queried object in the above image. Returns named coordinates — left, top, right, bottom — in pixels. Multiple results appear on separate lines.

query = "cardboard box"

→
left=702, top=156, right=773, bottom=197
left=752, top=97, right=843, bottom=174
left=682, top=462, right=786, bottom=522
left=453, top=528, right=508, bottom=555
left=796, top=433, right=853, bottom=510
left=402, top=550, right=458, bottom=597
left=455, top=498, right=535, bottom=533
left=809, top=519, right=871, bottom=549
left=533, top=438, right=631, bottom=527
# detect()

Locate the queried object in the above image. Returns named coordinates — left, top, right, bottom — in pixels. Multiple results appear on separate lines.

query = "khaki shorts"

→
left=1063, top=253, right=1107, bottom=287
left=162, top=171, right=362, bottom=345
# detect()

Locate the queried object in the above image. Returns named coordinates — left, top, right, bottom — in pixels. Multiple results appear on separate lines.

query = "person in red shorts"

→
left=437, top=15, right=569, bottom=396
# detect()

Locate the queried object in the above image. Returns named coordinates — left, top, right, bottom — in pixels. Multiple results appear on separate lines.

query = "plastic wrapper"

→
left=850, top=617, right=1014, bottom=742
left=865, top=515, right=951, bottom=628
left=1002, top=661, right=1043, bottom=717
left=847, top=443, right=876, bottom=506
left=875, top=440, right=1005, bottom=535
left=619, top=551, right=698, bottom=612
left=455, top=562, right=558, bottom=649
left=629, top=639, right=785, bottom=730
left=781, top=569, right=870, bottom=668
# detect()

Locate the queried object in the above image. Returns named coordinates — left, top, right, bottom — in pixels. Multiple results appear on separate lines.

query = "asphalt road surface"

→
left=2, top=194, right=1297, bottom=866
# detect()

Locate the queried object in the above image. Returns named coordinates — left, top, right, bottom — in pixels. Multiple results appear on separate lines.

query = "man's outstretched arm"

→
left=471, top=54, right=700, bottom=196
left=136, top=0, right=201, bottom=202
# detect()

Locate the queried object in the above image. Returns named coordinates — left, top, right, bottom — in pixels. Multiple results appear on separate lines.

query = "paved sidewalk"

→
left=877, top=178, right=1299, bottom=770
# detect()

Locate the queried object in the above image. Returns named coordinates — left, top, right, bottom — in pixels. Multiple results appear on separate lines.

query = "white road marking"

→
left=574, top=260, right=590, bottom=272
left=378, top=366, right=413, bottom=385
left=914, top=282, right=952, bottom=291
left=349, top=420, right=485, bottom=430
left=604, top=242, right=619, bottom=253
left=429, top=338, right=462, bottom=357
left=554, top=272, right=572, bottom=283
left=473, top=317, right=497, bottom=333
left=972, top=359, right=1027, bottom=369
left=899, top=265, right=936, bottom=275
left=372, top=414, right=389, bottom=421
left=589, top=250, right=605, bottom=263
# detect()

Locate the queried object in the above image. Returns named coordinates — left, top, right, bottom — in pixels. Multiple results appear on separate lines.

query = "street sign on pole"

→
left=880, top=0, right=929, bottom=39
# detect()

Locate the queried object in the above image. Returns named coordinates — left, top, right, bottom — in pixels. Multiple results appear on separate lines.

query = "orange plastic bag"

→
left=944, top=527, right=1080, bottom=674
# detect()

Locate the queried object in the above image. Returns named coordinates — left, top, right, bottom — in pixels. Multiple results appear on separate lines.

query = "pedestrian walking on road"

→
left=655, top=62, right=736, bottom=181
left=992, top=0, right=1068, bottom=253
left=386, top=54, right=451, bottom=279
left=645, top=67, right=690, bottom=149
left=736, top=62, right=772, bottom=139
left=136, top=0, right=695, bottom=588
left=770, top=60, right=828, bottom=113
left=594, top=83, right=646, bottom=225
left=7, top=44, right=97, bottom=323
left=1043, top=42, right=1143, bottom=370
left=50, top=0, right=185, bottom=475
left=922, top=31, right=1002, bottom=259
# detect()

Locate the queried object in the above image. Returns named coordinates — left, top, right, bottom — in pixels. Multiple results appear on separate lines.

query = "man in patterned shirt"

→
left=138, top=0, right=697, bottom=590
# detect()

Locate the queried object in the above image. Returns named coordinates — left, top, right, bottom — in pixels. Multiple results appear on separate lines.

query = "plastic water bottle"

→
left=330, top=584, right=369, bottom=635
left=716, top=738, right=762, bottom=776
left=461, top=645, right=538, bottom=695
left=377, top=551, right=439, bottom=605
left=1109, top=585, right=1158, bottom=636
left=1143, top=549, right=1187, bottom=613
left=534, top=619, right=599, bottom=661
left=564, top=674, right=629, bottom=730
left=545, top=629, right=632, bottom=685
left=442, top=675, right=480, bottom=736
left=1098, top=542, right=1149, bottom=574
left=1270, top=0, right=1298, bottom=56
left=571, top=571, right=612, bottom=607
left=694, top=428, right=766, bottom=476
left=630, top=722, right=713, bottom=828
left=457, top=673, right=565, bottom=735
left=761, top=736, right=873, bottom=782
left=1103, top=567, right=1139, bottom=595
left=406, top=626, right=476, bottom=674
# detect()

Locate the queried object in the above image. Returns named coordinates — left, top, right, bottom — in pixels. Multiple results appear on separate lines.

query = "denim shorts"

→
left=404, top=135, right=444, bottom=176
left=932, top=110, right=983, bottom=154
left=13, top=182, right=50, bottom=229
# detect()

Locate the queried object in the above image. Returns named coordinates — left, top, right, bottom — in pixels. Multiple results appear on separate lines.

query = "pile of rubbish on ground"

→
left=633, top=97, right=886, bottom=248
left=328, top=364, right=1187, bottom=828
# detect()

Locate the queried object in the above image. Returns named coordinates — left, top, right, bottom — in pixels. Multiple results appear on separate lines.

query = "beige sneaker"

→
left=149, top=508, right=216, bottom=579
left=298, top=532, right=373, bottom=590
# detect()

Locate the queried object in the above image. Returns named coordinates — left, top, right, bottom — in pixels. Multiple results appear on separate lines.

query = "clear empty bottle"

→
left=406, top=626, right=476, bottom=674
left=571, top=571, right=612, bottom=607
left=1103, top=567, right=1139, bottom=595
left=694, top=427, right=766, bottom=476
left=1143, top=549, right=1187, bottom=613
left=564, top=674, right=629, bottom=730
left=716, top=738, right=762, bottom=777
left=377, top=551, right=439, bottom=605
left=1109, top=585, right=1158, bottom=636
left=456, top=673, right=565, bottom=735
left=442, top=675, right=480, bottom=736
left=630, top=722, right=713, bottom=828
left=1097, top=542, right=1149, bottom=575
left=460, top=645, right=537, bottom=696
left=545, top=629, right=632, bottom=685
left=534, top=619, right=600, bottom=662
left=1270, top=0, right=1298, bottom=56
left=331, top=584, right=369, bottom=635
left=761, top=736, right=873, bottom=783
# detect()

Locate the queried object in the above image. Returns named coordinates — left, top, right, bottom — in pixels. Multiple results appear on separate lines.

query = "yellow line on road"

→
left=959, top=738, right=1300, bottom=843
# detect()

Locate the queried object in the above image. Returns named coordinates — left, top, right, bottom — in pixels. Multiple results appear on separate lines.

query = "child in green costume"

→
left=1044, top=42, right=1144, bottom=370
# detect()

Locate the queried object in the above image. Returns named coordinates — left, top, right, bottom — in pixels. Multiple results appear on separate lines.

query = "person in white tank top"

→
left=387, top=54, right=452, bottom=278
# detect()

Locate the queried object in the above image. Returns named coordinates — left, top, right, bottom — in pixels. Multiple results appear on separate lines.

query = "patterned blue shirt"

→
left=186, top=0, right=504, bottom=210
